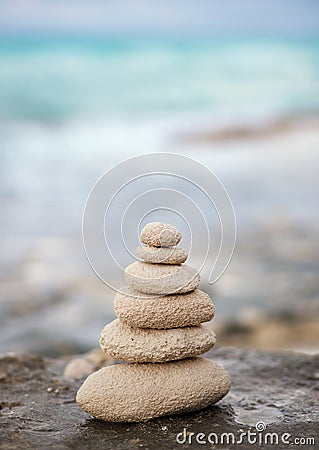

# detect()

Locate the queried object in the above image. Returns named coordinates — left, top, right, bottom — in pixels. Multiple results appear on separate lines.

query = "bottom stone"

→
left=76, top=357, right=231, bottom=422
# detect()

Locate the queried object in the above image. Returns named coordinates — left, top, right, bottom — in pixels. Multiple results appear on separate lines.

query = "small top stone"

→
left=140, top=222, right=181, bottom=248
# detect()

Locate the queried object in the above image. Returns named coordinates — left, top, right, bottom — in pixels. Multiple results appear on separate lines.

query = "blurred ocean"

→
left=1, top=36, right=319, bottom=121
left=1, top=36, right=319, bottom=233
left=1, top=35, right=319, bottom=354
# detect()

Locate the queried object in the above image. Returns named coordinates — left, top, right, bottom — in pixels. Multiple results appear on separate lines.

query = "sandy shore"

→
left=176, top=112, right=319, bottom=144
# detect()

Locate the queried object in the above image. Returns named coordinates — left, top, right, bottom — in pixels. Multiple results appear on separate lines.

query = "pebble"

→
left=124, top=262, right=200, bottom=295
left=76, top=357, right=231, bottom=422
left=63, top=358, right=94, bottom=380
left=100, top=319, right=216, bottom=363
left=85, top=348, right=113, bottom=367
left=136, top=245, right=188, bottom=264
left=140, top=222, right=181, bottom=247
left=77, top=222, right=231, bottom=423
left=114, top=287, right=215, bottom=328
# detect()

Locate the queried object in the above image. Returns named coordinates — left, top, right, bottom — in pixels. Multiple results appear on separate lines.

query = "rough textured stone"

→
left=124, top=261, right=200, bottom=295
left=140, top=222, right=181, bottom=247
left=76, top=357, right=230, bottom=422
left=100, top=319, right=216, bottom=362
left=0, top=349, right=318, bottom=449
left=136, top=245, right=188, bottom=264
left=114, top=287, right=215, bottom=328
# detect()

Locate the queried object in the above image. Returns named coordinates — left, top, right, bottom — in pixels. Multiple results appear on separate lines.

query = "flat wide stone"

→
left=124, top=261, right=200, bottom=295
left=114, top=287, right=215, bottom=328
left=76, top=357, right=230, bottom=422
left=100, top=319, right=216, bottom=362
left=136, top=245, right=188, bottom=264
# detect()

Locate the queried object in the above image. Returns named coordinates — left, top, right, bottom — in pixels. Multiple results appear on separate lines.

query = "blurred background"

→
left=0, top=0, right=318, bottom=356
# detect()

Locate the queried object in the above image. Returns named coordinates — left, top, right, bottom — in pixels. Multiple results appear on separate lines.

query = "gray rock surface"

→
left=124, top=262, right=200, bottom=295
left=0, top=349, right=318, bottom=450
left=114, top=287, right=215, bottom=328
left=100, top=319, right=216, bottom=362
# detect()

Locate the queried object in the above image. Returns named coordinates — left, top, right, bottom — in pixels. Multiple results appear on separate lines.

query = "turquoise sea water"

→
left=0, top=35, right=319, bottom=238
left=0, top=36, right=319, bottom=122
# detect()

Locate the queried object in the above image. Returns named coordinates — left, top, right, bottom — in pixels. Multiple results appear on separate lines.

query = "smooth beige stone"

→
left=76, top=357, right=231, bottom=422
left=63, top=358, right=94, bottom=380
left=136, top=245, right=188, bottom=264
left=100, top=319, right=216, bottom=363
left=114, top=287, right=215, bottom=329
left=140, top=222, right=181, bottom=247
left=85, top=348, right=113, bottom=367
left=124, top=261, right=200, bottom=295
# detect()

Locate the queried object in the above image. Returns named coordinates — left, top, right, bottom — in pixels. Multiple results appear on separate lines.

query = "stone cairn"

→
left=77, top=222, right=231, bottom=422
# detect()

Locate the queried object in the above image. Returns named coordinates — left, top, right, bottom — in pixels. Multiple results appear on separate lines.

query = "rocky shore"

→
left=1, top=216, right=319, bottom=357
left=0, top=348, right=318, bottom=450
left=1, top=114, right=319, bottom=357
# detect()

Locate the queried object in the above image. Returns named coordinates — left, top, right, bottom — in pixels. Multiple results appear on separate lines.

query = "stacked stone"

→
left=77, top=222, right=231, bottom=422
